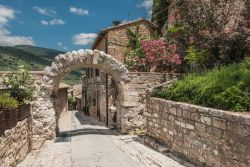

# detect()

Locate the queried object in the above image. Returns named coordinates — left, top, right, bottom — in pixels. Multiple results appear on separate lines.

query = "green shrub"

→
left=184, top=46, right=216, bottom=71
left=155, top=58, right=250, bottom=112
left=0, top=93, right=18, bottom=109
left=68, top=95, right=76, bottom=105
left=2, top=65, right=38, bottom=104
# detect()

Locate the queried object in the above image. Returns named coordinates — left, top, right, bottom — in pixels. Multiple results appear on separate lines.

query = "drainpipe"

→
left=104, top=36, right=109, bottom=126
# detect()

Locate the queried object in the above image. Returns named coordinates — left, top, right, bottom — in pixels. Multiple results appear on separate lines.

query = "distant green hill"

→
left=0, top=45, right=84, bottom=85
left=14, top=45, right=62, bottom=61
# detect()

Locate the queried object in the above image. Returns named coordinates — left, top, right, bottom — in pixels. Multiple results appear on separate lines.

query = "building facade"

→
left=82, top=19, right=158, bottom=126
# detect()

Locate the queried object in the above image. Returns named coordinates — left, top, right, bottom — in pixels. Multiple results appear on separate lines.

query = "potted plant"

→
left=0, top=92, right=18, bottom=131
left=2, top=65, right=38, bottom=121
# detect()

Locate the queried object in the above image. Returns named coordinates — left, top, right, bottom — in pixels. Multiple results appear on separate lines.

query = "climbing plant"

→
left=125, top=25, right=147, bottom=71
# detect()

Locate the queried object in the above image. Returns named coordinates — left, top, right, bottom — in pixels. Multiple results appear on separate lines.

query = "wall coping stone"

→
left=129, top=72, right=181, bottom=75
left=150, top=97, right=250, bottom=120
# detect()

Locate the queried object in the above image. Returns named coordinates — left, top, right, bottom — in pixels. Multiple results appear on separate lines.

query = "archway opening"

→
left=55, top=68, right=85, bottom=134
left=32, top=50, right=131, bottom=141
left=55, top=67, right=118, bottom=136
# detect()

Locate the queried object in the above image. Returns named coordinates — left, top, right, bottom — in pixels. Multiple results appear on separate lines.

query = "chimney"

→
left=112, top=20, right=121, bottom=26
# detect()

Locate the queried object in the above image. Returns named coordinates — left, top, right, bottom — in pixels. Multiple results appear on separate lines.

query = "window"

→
left=93, top=97, right=96, bottom=106
left=90, top=68, right=93, bottom=78
left=96, top=69, right=100, bottom=77
left=86, top=68, right=89, bottom=78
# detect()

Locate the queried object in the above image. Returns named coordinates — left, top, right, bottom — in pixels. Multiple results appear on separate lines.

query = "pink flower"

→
left=139, top=38, right=182, bottom=71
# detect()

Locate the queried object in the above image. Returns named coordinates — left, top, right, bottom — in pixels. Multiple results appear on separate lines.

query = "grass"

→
left=154, top=58, right=250, bottom=112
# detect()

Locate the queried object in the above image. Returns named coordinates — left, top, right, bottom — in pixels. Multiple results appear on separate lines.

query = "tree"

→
left=175, top=0, right=249, bottom=65
left=151, top=0, right=170, bottom=30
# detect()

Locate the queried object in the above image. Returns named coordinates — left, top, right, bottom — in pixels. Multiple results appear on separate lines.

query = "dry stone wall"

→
left=144, top=97, right=250, bottom=167
left=0, top=117, right=32, bottom=167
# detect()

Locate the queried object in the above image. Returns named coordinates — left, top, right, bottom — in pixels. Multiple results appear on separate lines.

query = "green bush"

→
left=155, top=58, right=250, bottom=112
left=184, top=46, right=216, bottom=71
left=68, top=95, right=76, bottom=105
left=2, top=65, right=38, bottom=104
left=0, top=93, right=18, bottom=109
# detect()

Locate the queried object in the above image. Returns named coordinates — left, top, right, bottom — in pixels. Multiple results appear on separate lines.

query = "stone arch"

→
left=32, top=49, right=131, bottom=141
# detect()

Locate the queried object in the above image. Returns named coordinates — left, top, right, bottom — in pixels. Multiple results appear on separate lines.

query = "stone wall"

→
left=0, top=117, right=32, bottom=167
left=128, top=72, right=178, bottom=103
left=144, top=97, right=250, bottom=167
left=0, top=71, right=46, bottom=142
left=83, top=72, right=178, bottom=132
left=93, top=20, right=157, bottom=63
left=121, top=73, right=178, bottom=132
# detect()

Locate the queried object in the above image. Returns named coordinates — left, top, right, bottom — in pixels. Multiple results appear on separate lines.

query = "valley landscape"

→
left=0, top=45, right=85, bottom=85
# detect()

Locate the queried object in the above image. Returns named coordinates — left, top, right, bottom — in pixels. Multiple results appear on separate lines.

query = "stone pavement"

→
left=18, top=110, right=191, bottom=167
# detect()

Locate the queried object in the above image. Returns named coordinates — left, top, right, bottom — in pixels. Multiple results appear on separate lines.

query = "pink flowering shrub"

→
left=140, top=38, right=181, bottom=72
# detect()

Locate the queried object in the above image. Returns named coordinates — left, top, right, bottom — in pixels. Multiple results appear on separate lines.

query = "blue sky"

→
left=0, top=0, right=153, bottom=51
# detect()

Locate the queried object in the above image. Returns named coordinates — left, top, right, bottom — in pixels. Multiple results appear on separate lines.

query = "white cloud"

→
left=50, top=19, right=64, bottom=25
left=72, top=33, right=97, bottom=45
left=41, top=20, right=48, bottom=25
left=70, top=7, right=89, bottom=16
left=137, top=0, right=153, bottom=15
left=0, top=5, right=35, bottom=46
left=0, top=28, right=35, bottom=46
left=0, top=5, right=15, bottom=25
left=33, top=6, right=56, bottom=16
left=57, top=42, right=62, bottom=46
left=41, top=19, right=65, bottom=26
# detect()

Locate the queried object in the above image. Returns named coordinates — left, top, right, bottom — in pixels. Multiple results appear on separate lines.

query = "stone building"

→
left=82, top=18, right=158, bottom=126
left=75, top=95, right=82, bottom=111
left=72, top=84, right=82, bottom=97
left=57, top=83, right=70, bottom=114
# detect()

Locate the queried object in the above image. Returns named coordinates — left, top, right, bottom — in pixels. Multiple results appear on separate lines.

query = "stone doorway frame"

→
left=32, top=50, right=132, bottom=141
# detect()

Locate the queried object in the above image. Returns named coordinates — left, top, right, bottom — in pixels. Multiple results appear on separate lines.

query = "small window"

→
left=90, top=68, right=93, bottom=78
left=86, top=68, right=89, bottom=78
left=96, top=69, right=100, bottom=77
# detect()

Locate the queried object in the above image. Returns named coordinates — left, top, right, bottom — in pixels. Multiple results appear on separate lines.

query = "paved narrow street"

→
left=18, top=111, right=190, bottom=167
